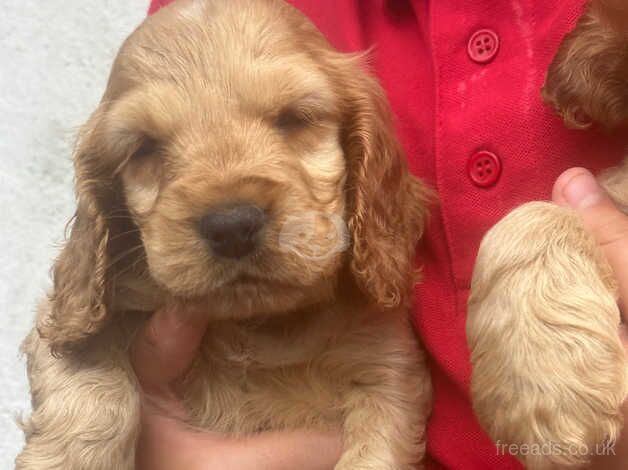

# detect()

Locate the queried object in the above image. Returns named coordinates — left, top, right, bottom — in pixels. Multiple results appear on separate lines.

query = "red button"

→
left=468, top=29, right=500, bottom=64
left=468, top=151, right=502, bottom=187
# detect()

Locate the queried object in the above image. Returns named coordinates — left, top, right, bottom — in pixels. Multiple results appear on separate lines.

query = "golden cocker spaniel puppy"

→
left=468, top=0, right=628, bottom=468
left=16, top=0, right=433, bottom=469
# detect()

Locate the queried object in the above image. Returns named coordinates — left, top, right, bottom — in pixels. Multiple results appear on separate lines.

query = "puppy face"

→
left=114, top=28, right=347, bottom=316
left=40, top=0, right=430, bottom=354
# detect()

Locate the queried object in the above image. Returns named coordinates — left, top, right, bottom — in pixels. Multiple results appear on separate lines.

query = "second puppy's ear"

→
left=542, top=0, right=628, bottom=129
left=596, top=0, right=628, bottom=30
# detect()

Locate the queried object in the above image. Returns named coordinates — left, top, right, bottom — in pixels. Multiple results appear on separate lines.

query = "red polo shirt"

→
left=148, top=1, right=627, bottom=468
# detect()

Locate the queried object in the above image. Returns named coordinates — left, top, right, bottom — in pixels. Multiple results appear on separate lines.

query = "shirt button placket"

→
left=467, top=29, right=500, bottom=64
left=468, top=151, right=502, bottom=188
left=466, top=28, right=502, bottom=188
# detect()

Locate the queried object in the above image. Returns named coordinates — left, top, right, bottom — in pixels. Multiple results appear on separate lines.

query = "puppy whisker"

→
left=108, top=228, right=142, bottom=242
left=105, top=244, right=145, bottom=271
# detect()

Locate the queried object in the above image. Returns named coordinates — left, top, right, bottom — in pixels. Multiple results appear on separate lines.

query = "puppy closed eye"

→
left=274, top=107, right=314, bottom=131
left=273, top=93, right=335, bottom=133
left=131, top=137, right=160, bottom=161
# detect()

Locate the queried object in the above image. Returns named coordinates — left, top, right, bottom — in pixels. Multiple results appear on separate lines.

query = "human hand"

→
left=553, top=167, right=628, bottom=469
left=553, top=168, right=628, bottom=330
left=131, top=306, right=343, bottom=470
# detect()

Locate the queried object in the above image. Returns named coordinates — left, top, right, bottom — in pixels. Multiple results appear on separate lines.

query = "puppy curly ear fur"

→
left=542, top=0, right=628, bottom=129
left=336, top=56, right=431, bottom=309
left=38, top=108, right=140, bottom=356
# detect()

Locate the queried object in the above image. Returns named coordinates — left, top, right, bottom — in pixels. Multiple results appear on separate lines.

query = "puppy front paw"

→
left=542, top=5, right=628, bottom=130
left=467, top=202, right=628, bottom=469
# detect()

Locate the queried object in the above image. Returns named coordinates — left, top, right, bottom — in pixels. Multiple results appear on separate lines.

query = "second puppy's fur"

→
left=468, top=1, right=628, bottom=468
left=16, top=0, right=432, bottom=469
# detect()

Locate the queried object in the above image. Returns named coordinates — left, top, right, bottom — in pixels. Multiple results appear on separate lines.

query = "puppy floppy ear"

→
left=39, top=104, right=144, bottom=356
left=542, top=0, right=628, bottom=129
left=338, top=56, right=432, bottom=308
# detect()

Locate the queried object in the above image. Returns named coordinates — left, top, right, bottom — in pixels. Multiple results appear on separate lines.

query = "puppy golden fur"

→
left=468, top=1, right=628, bottom=468
left=16, top=0, right=432, bottom=469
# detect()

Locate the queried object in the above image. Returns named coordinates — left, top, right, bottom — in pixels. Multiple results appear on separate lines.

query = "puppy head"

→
left=40, top=0, right=430, bottom=355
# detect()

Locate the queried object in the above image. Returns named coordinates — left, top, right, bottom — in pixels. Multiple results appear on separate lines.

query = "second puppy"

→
left=468, top=1, right=628, bottom=468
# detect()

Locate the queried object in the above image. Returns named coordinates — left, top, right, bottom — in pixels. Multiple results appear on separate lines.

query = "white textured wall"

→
left=0, top=1, right=146, bottom=466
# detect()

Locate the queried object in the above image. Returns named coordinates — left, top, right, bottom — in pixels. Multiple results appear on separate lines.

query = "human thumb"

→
left=553, top=167, right=628, bottom=316
left=131, top=305, right=209, bottom=393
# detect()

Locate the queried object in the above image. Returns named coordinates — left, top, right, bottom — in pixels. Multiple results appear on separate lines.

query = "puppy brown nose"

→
left=200, top=204, right=266, bottom=258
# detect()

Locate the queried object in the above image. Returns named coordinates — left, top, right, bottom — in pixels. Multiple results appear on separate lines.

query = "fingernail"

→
left=563, top=170, right=603, bottom=209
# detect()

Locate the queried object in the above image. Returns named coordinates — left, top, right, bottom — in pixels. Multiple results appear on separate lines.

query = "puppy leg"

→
left=334, top=323, right=431, bottom=470
left=542, top=0, right=628, bottom=129
left=16, top=319, right=139, bottom=470
left=467, top=201, right=628, bottom=469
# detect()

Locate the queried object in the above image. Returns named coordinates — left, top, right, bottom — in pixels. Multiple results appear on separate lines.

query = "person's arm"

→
left=130, top=307, right=342, bottom=470
left=553, top=168, right=628, bottom=469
